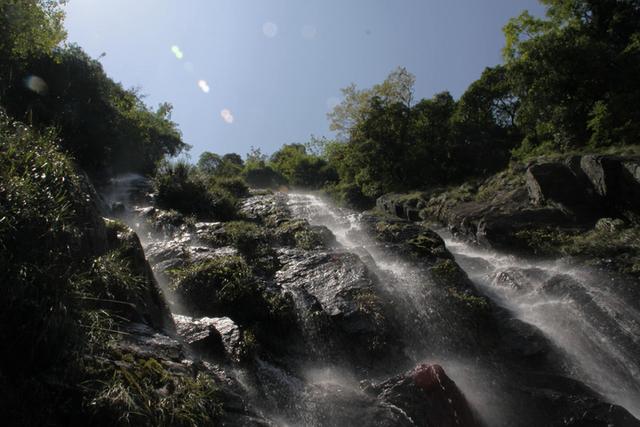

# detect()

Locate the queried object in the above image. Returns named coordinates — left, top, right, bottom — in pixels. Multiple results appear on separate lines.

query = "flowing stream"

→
left=441, top=232, right=640, bottom=418
left=286, top=192, right=508, bottom=423
left=287, top=192, right=640, bottom=421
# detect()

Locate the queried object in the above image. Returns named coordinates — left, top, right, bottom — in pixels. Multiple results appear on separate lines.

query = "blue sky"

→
left=64, top=0, right=545, bottom=161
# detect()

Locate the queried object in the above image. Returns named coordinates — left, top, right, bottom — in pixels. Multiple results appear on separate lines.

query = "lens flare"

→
left=171, top=45, right=184, bottom=59
left=183, top=61, right=194, bottom=72
left=262, top=22, right=278, bottom=38
left=220, top=109, right=234, bottom=124
left=23, top=75, right=48, bottom=95
left=198, top=80, right=210, bottom=93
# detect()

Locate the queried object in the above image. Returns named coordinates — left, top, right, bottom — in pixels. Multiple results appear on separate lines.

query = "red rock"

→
left=412, top=363, right=483, bottom=427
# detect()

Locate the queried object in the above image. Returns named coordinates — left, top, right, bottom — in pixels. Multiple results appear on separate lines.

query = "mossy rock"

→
left=430, top=259, right=467, bottom=285
left=170, top=256, right=294, bottom=325
left=201, top=221, right=281, bottom=276
left=275, top=219, right=335, bottom=250
left=407, top=231, right=451, bottom=259
left=169, top=256, right=267, bottom=321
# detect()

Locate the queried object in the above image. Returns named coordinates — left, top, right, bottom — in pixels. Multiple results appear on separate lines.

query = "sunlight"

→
left=23, top=75, right=48, bottom=95
left=197, top=80, right=210, bottom=93
left=170, top=45, right=183, bottom=59
left=262, top=21, right=278, bottom=38
left=220, top=108, right=234, bottom=124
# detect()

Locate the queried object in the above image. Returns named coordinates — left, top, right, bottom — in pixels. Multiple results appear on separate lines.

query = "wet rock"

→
left=373, top=364, right=484, bottom=427
left=173, top=314, right=226, bottom=359
left=210, top=317, right=245, bottom=363
left=276, top=249, right=395, bottom=365
left=104, top=224, right=176, bottom=334
left=116, top=322, right=184, bottom=362
left=526, top=162, right=600, bottom=214
left=499, top=318, right=552, bottom=358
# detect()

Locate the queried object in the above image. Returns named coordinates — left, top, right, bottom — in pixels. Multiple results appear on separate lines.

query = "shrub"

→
left=169, top=256, right=268, bottom=321
left=153, top=160, right=238, bottom=220
left=0, top=114, right=94, bottom=375
left=210, top=176, right=249, bottom=198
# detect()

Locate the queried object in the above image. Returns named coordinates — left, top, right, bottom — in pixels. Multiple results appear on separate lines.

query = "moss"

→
left=407, top=232, right=448, bottom=258
left=561, top=224, right=640, bottom=275
left=374, top=221, right=409, bottom=243
left=513, top=227, right=573, bottom=256
left=169, top=256, right=263, bottom=318
left=431, top=259, right=467, bottom=286
left=447, top=287, right=491, bottom=314
left=474, top=167, right=525, bottom=203
left=201, top=221, right=280, bottom=276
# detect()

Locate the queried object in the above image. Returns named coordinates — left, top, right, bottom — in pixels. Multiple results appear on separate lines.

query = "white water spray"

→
left=441, top=232, right=640, bottom=418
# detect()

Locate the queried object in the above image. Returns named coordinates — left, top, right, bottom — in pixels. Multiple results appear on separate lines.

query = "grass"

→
left=86, top=356, right=222, bottom=426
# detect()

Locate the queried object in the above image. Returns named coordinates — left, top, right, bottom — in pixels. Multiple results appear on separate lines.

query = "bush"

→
left=153, top=160, right=238, bottom=220
left=0, top=113, right=95, bottom=375
left=243, top=163, right=286, bottom=189
left=169, top=256, right=267, bottom=321
left=210, top=176, right=249, bottom=199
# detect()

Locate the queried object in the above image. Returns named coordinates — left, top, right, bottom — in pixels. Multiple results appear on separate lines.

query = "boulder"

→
left=276, top=249, right=396, bottom=365
left=173, top=314, right=226, bottom=359
left=373, top=364, right=484, bottom=427
left=525, top=162, right=600, bottom=216
left=105, top=224, right=176, bottom=334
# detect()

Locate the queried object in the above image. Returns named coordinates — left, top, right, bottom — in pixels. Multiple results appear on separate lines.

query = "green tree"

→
left=198, top=151, right=223, bottom=175
left=504, top=0, right=640, bottom=155
left=328, top=67, right=415, bottom=139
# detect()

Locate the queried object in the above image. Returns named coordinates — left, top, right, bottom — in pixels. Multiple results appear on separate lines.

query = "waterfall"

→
left=441, top=232, right=640, bottom=418
left=286, top=192, right=506, bottom=424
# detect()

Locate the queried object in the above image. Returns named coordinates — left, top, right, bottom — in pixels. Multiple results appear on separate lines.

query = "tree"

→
left=198, top=152, right=223, bottom=175
left=503, top=0, right=640, bottom=155
left=328, top=67, right=415, bottom=139
left=450, top=66, right=520, bottom=175
left=0, top=0, right=66, bottom=92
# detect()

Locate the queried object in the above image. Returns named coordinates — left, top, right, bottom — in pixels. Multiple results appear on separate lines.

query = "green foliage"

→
left=169, top=256, right=263, bottom=320
left=0, top=114, right=94, bottom=375
left=269, top=143, right=338, bottom=188
left=210, top=176, right=250, bottom=199
left=169, top=255, right=291, bottom=325
left=328, top=66, right=415, bottom=139
left=0, top=2, right=186, bottom=177
left=153, top=160, right=237, bottom=220
left=243, top=161, right=287, bottom=189
left=504, top=0, right=640, bottom=156
left=87, top=357, right=222, bottom=426
left=0, top=0, right=66, bottom=68
left=198, top=151, right=244, bottom=177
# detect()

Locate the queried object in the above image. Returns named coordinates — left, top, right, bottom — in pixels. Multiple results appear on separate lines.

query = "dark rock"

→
left=376, top=193, right=429, bottom=222
left=111, top=201, right=125, bottom=215
left=276, top=249, right=396, bottom=366
left=373, top=364, right=484, bottom=427
left=525, top=162, right=601, bottom=216
left=105, top=224, right=176, bottom=334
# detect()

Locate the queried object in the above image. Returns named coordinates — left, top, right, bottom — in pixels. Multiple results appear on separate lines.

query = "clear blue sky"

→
left=63, top=0, right=545, bottom=161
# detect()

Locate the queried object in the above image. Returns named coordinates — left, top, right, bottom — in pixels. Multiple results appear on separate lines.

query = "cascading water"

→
left=286, top=192, right=507, bottom=423
left=441, top=232, right=640, bottom=418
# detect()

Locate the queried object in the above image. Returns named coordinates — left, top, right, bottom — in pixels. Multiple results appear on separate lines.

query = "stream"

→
left=288, top=191, right=640, bottom=421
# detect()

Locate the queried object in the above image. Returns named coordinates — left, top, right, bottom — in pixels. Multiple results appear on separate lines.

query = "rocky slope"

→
left=4, top=146, right=639, bottom=426
left=85, top=174, right=639, bottom=426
